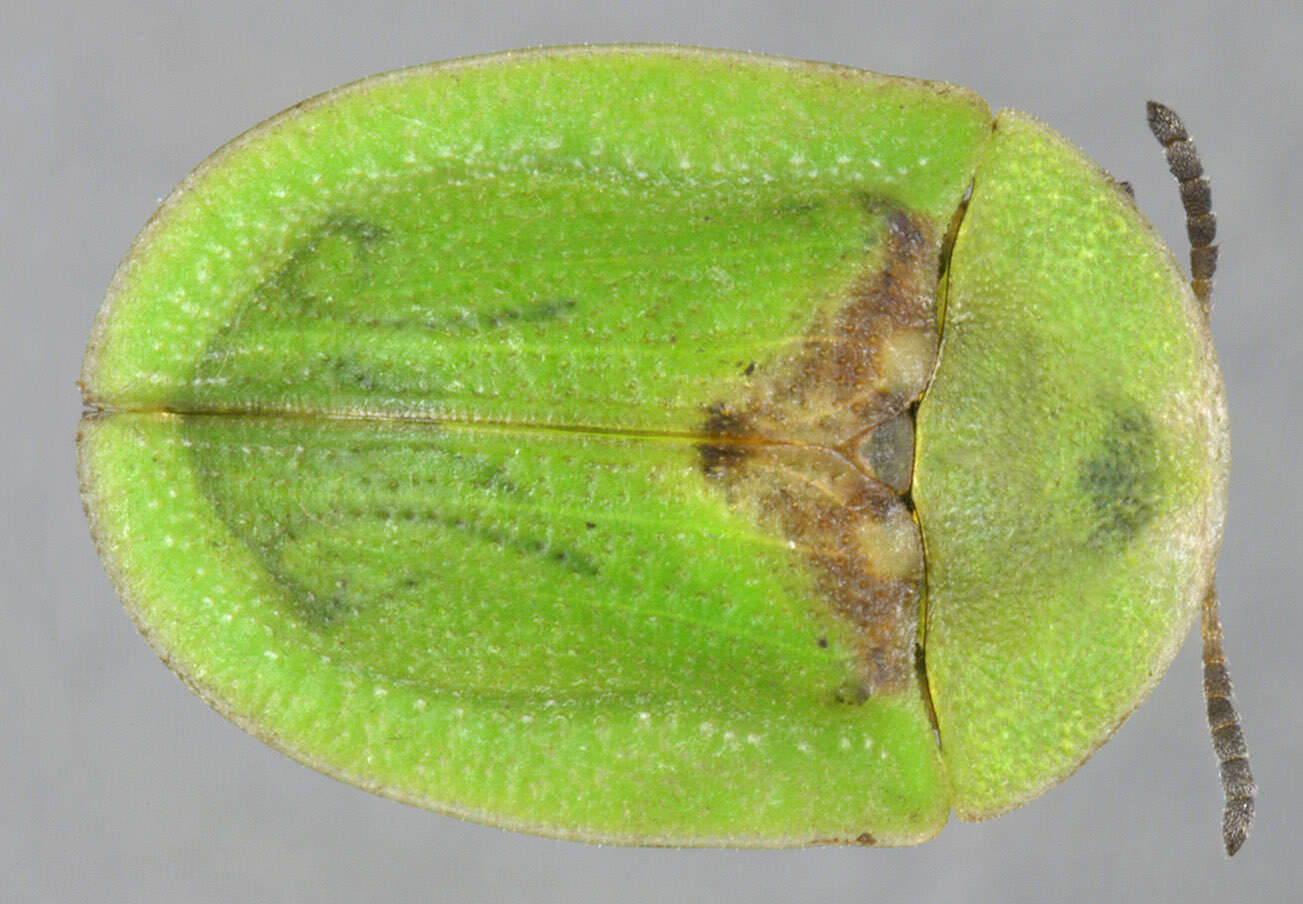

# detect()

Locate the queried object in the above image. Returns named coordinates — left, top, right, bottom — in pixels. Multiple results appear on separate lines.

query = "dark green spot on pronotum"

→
left=78, top=45, right=1251, bottom=853
left=1078, top=402, right=1161, bottom=549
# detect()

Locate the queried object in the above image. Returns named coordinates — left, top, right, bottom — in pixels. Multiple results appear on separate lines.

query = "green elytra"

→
left=78, top=46, right=1246, bottom=848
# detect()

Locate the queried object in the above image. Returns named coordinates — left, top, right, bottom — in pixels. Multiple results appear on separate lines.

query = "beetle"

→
left=77, top=45, right=1253, bottom=852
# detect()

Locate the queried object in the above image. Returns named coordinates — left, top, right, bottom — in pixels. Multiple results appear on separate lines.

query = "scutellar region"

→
left=696, top=206, right=939, bottom=696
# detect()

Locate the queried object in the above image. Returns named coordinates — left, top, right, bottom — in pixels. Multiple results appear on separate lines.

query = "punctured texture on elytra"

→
left=81, top=46, right=997, bottom=846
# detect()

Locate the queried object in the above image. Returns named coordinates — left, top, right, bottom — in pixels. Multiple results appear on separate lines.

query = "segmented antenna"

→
left=1148, top=101, right=1255, bottom=855
left=1147, top=101, right=1218, bottom=311
left=1201, top=586, right=1256, bottom=855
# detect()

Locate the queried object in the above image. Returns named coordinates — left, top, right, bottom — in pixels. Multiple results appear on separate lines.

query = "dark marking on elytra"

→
left=469, top=462, right=520, bottom=496
left=698, top=206, right=937, bottom=451
left=824, top=210, right=934, bottom=421
left=835, top=680, right=871, bottom=705
left=239, top=211, right=577, bottom=333
left=694, top=204, right=939, bottom=694
left=774, top=197, right=824, bottom=217
left=808, top=831, right=877, bottom=847
left=1078, top=403, right=1161, bottom=548
left=191, top=212, right=394, bottom=393
left=256, top=213, right=391, bottom=320
left=696, top=402, right=755, bottom=477
left=298, top=587, right=356, bottom=626
left=701, top=401, right=747, bottom=436
left=182, top=419, right=598, bottom=630
left=270, top=506, right=602, bottom=628
left=325, top=354, right=378, bottom=391
left=193, top=211, right=578, bottom=404
left=432, top=510, right=601, bottom=580
left=434, top=297, right=578, bottom=334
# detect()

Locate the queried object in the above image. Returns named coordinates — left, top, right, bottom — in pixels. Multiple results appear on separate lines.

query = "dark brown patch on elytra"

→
left=695, top=205, right=940, bottom=695
left=721, top=444, right=922, bottom=692
left=809, top=831, right=879, bottom=847
left=711, top=208, right=939, bottom=451
left=696, top=403, right=754, bottom=477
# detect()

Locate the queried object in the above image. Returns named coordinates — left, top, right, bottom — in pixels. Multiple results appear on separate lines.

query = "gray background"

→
left=8, top=1, right=1300, bottom=901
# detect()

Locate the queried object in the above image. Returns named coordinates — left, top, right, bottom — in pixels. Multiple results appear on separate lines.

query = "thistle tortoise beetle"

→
left=78, top=45, right=1253, bottom=853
